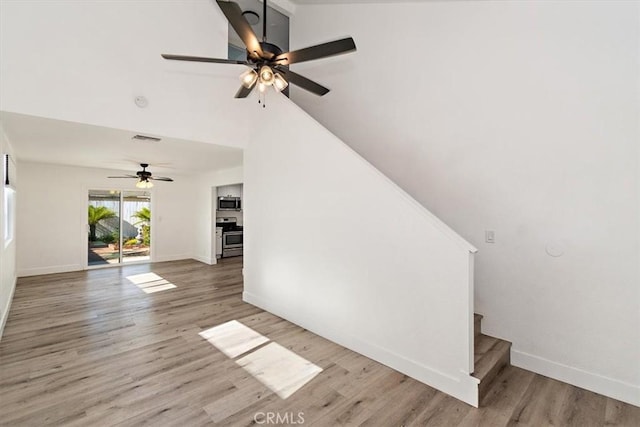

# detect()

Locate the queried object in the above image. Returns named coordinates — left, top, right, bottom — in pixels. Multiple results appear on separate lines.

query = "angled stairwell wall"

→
left=289, top=0, right=640, bottom=407
left=243, top=95, right=480, bottom=406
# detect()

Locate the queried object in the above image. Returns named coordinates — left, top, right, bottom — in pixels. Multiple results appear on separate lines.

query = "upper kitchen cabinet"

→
left=217, top=184, right=242, bottom=199
left=216, top=184, right=243, bottom=211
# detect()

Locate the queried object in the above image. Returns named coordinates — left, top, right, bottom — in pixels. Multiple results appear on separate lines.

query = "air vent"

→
left=132, top=134, right=161, bottom=142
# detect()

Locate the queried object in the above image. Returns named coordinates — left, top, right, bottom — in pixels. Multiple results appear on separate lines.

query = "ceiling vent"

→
left=132, top=134, right=161, bottom=142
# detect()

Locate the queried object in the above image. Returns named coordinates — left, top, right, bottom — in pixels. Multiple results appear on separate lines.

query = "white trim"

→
left=467, top=253, right=475, bottom=374
left=18, top=264, right=83, bottom=277
left=512, top=349, right=640, bottom=407
left=243, top=291, right=480, bottom=407
left=86, top=263, right=127, bottom=271
left=152, top=253, right=192, bottom=263
left=192, top=255, right=216, bottom=265
left=3, top=186, right=15, bottom=249
left=19, top=254, right=192, bottom=277
left=0, top=275, right=16, bottom=340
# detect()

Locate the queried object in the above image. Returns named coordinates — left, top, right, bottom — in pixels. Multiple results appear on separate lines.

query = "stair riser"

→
left=478, top=345, right=510, bottom=401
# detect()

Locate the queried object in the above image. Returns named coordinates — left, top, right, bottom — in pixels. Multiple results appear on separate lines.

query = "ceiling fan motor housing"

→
left=136, top=164, right=151, bottom=179
left=249, top=41, right=283, bottom=63
left=161, top=0, right=357, bottom=98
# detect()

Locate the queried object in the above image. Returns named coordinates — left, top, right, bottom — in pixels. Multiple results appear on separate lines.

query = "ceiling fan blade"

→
left=273, top=37, right=356, bottom=66
left=149, top=177, right=174, bottom=182
left=107, top=175, right=139, bottom=179
left=216, top=0, right=263, bottom=59
left=235, top=84, right=255, bottom=98
left=161, top=54, right=248, bottom=65
left=274, top=67, right=330, bottom=96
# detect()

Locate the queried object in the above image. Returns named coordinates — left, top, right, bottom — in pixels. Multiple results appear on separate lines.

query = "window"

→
left=4, top=187, right=14, bottom=245
left=3, top=154, right=16, bottom=246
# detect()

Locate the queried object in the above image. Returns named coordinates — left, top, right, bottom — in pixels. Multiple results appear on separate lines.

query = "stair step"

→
left=473, top=333, right=511, bottom=402
left=474, top=313, right=483, bottom=338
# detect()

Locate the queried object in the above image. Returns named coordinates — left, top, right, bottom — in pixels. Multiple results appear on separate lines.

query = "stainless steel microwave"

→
left=218, top=196, right=241, bottom=211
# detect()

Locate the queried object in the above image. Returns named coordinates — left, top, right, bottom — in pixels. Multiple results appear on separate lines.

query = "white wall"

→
left=0, top=121, right=17, bottom=338
left=0, top=0, right=251, bottom=149
left=244, top=94, right=480, bottom=406
left=16, top=162, right=196, bottom=276
left=290, top=0, right=640, bottom=405
left=192, top=166, right=243, bottom=265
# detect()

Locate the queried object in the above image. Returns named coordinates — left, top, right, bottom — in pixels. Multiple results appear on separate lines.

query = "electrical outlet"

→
left=485, top=230, right=495, bottom=243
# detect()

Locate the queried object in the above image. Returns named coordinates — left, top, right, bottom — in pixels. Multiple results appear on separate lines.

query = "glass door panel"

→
left=88, top=190, right=121, bottom=266
left=88, top=189, right=151, bottom=267
left=122, top=191, right=151, bottom=263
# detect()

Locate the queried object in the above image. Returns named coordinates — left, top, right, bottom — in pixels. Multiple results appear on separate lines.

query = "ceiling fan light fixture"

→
left=240, top=68, right=258, bottom=88
left=161, top=1, right=357, bottom=101
left=273, top=73, right=288, bottom=92
left=259, top=65, right=274, bottom=86
left=136, top=179, right=154, bottom=189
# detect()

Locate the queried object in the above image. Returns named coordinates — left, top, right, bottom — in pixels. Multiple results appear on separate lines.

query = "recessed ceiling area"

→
left=0, top=112, right=243, bottom=175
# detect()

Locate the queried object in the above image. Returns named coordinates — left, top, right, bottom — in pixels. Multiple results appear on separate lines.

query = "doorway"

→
left=87, top=189, right=151, bottom=266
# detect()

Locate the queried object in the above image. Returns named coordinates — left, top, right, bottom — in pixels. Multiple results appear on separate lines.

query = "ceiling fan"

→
left=108, top=163, right=174, bottom=189
left=161, top=0, right=356, bottom=98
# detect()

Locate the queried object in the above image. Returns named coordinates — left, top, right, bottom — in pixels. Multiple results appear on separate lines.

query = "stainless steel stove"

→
left=216, top=218, right=243, bottom=258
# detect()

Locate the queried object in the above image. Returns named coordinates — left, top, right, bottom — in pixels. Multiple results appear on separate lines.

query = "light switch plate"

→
left=485, top=230, right=495, bottom=243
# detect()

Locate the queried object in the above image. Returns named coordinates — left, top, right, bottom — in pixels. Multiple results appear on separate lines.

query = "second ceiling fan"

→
left=162, top=0, right=356, bottom=98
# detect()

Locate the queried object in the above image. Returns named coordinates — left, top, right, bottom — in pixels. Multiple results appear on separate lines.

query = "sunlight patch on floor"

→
left=126, top=272, right=176, bottom=294
left=198, top=320, right=323, bottom=399
left=236, top=342, right=323, bottom=399
left=199, top=320, right=269, bottom=358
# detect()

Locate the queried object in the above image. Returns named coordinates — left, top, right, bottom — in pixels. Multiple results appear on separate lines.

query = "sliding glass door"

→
left=87, top=190, right=151, bottom=267
left=122, top=191, right=151, bottom=263
left=88, top=190, right=121, bottom=266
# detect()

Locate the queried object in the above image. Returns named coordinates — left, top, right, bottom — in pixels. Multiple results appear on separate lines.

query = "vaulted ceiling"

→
left=0, top=0, right=253, bottom=176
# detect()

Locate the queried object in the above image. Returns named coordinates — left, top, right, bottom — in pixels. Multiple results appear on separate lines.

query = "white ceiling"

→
left=0, top=0, right=416, bottom=175
left=290, top=0, right=442, bottom=3
left=1, top=112, right=243, bottom=176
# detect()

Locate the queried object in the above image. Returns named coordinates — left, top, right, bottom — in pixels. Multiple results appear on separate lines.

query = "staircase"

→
left=473, top=313, right=511, bottom=404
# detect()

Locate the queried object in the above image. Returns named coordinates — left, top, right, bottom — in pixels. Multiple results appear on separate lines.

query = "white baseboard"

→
left=152, top=254, right=192, bottom=263
left=18, top=264, right=82, bottom=277
left=512, top=349, right=640, bottom=407
left=18, top=255, right=196, bottom=277
left=243, top=291, right=479, bottom=407
left=0, top=276, right=17, bottom=341
left=192, top=255, right=216, bottom=265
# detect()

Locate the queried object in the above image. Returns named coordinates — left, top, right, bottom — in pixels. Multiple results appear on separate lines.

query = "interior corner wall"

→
left=290, top=0, right=640, bottom=405
left=192, top=166, right=243, bottom=265
left=16, top=162, right=196, bottom=277
left=243, top=94, right=479, bottom=406
left=0, top=120, right=16, bottom=338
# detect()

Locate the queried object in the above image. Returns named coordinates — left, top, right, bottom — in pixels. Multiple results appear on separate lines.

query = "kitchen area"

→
left=215, top=184, right=243, bottom=259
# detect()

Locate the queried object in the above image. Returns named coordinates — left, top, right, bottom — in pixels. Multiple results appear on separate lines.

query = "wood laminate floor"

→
left=1, top=258, right=638, bottom=426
